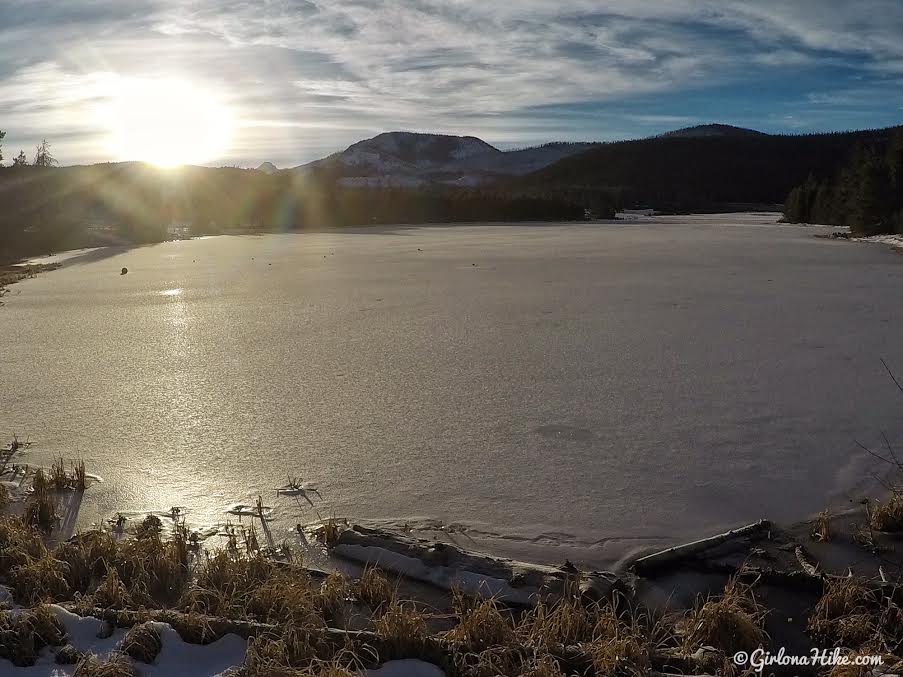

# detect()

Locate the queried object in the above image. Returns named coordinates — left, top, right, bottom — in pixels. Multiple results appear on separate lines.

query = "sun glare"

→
left=104, top=78, right=233, bottom=167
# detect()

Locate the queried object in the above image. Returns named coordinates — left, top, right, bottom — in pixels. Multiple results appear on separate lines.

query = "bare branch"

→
left=881, top=358, right=903, bottom=397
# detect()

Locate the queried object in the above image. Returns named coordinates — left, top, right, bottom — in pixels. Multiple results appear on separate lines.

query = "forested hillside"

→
left=783, top=128, right=903, bottom=235
left=519, top=126, right=899, bottom=212
left=0, top=163, right=594, bottom=260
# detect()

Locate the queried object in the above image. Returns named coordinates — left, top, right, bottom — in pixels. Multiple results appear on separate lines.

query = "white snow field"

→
left=2, top=213, right=903, bottom=569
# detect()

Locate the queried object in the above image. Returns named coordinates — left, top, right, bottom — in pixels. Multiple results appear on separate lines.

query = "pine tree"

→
left=812, top=182, right=833, bottom=225
left=784, top=186, right=805, bottom=222
left=850, top=151, right=893, bottom=235
left=33, top=139, right=57, bottom=167
left=12, top=150, right=27, bottom=166
left=887, top=128, right=903, bottom=208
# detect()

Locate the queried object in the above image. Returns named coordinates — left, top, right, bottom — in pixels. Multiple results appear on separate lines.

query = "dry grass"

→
left=164, top=609, right=218, bottom=645
left=869, top=492, right=903, bottom=532
left=72, top=651, right=140, bottom=677
left=587, top=601, right=665, bottom=677
left=812, top=509, right=832, bottom=542
left=450, top=645, right=525, bottom=677
left=246, top=573, right=322, bottom=626
left=357, top=565, right=396, bottom=612
left=241, top=627, right=340, bottom=676
left=318, top=571, right=353, bottom=627
left=682, top=577, right=766, bottom=655
left=518, top=583, right=596, bottom=647
left=120, top=621, right=163, bottom=663
left=11, top=553, right=71, bottom=606
left=8, top=505, right=903, bottom=677
left=56, top=643, right=87, bottom=665
left=25, top=468, right=58, bottom=531
left=73, top=460, right=87, bottom=491
left=446, top=598, right=515, bottom=650
left=0, top=604, right=66, bottom=666
left=56, top=530, right=119, bottom=592
left=0, top=482, right=9, bottom=508
left=134, top=515, right=162, bottom=540
left=93, top=568, right=134, bottom=610
left=808, top=577, right=903, bottom=653
left=0, top=514, right=48, bottom=582
left=50, top=456, right=70, bottom=490
left=520, top=654, right=566, bottom=677
left=315, top=517, right=345, bottom=547
left=373, top=600, right=430, bottom=656
left=808, top=577, right=877, bottom=647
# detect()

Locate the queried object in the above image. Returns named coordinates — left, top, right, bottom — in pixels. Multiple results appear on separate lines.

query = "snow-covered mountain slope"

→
left=294, top=132, right=594, bottom=186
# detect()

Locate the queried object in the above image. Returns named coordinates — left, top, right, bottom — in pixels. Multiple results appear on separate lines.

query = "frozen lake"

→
left=3, top=213, right=903, bottom=568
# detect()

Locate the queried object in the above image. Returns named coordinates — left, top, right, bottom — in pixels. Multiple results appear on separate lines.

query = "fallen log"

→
left=332, top=524, right=625, bottom=605
left=631, top=520, right=771, bottom=576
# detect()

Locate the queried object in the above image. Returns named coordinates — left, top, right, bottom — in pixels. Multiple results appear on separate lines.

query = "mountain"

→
left=295, top=132, right=595, bottom=187
left=658, top=123, right=767, bottom=139
left=256, top=161, right=279, bottom=174
left=518, top=124, right=900, bottom=211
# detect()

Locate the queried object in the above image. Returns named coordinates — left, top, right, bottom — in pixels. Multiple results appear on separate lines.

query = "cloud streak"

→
left=0, top=0, right=901, bottom=165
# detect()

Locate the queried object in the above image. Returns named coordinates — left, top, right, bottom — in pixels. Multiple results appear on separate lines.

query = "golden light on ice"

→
left=104, top=78, right=232, bottom=167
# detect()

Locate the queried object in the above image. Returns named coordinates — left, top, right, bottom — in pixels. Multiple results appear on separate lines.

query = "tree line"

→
left=518, top=126, right=901, bottom=213
left=0, top=156, right=602, bottom=259
left=783, top=129, right=903, bottom=235
left=0, top=131, right=57, bottom=167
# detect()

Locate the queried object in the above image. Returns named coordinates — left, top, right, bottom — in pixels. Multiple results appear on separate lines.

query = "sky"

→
left=0, top=0, right=902, bottom=167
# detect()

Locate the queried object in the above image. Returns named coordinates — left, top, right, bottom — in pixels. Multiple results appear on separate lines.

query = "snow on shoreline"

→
left=855, top=233, right=903, bottom=251
left=0, top=605, right=445, bottom=676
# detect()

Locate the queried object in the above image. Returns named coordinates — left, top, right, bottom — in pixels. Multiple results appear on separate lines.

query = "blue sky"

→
left=0, top=0, right=901, bottom=166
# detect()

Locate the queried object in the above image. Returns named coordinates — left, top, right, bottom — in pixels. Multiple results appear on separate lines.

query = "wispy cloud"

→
left=0, top=0, right=901, bottom=165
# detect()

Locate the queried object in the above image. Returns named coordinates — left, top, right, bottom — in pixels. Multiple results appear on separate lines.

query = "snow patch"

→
left=0, top=606, right=247, bottom=677
left=855, top=234, right=903, bottom=250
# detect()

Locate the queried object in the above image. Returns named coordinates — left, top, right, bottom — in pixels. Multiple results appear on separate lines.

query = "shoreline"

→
left=2, top=452, right=902, bottom=676
left=0, top=261, right=60, bottom=304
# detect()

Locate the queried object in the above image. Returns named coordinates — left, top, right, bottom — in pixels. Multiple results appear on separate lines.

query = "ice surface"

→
left=2, top=214, right=903, bottom=569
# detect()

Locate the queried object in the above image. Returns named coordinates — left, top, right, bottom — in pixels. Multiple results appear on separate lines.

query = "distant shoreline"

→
left=0, top=261, right=60, bottom=303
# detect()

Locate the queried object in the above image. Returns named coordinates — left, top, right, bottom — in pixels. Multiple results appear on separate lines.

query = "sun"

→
left=104, top=77, right=233, bottom=167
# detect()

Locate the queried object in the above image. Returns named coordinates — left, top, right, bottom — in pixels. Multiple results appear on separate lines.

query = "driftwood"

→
left=332, top=525, right=624, bottom=605
left=794, top=545, right=821, bottom=577
left=632, top=520, right=771, bottom=576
